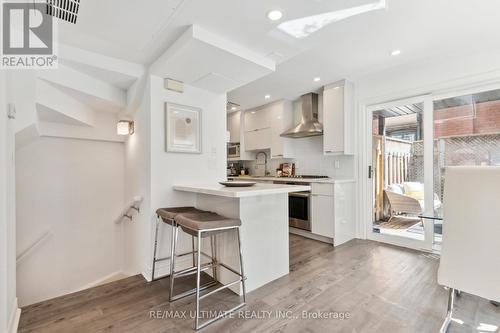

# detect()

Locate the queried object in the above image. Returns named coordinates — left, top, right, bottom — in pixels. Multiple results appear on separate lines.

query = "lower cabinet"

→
left=311, top=182, right=355, bottom=246
left=311, top=194, right=334, bottom=238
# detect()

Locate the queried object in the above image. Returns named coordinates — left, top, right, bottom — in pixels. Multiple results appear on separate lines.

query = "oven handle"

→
left=289, top=192, right=310, bottom=198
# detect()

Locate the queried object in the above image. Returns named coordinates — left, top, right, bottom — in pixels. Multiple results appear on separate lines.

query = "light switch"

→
left=334, top=160, right=340, bottom=169
left=8, top=104, right=16, bottom=119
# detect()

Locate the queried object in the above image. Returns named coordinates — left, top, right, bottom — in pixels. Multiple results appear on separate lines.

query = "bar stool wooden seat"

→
left=153, top=207, right=218, bottom=303
left=173, top=211, right=247, bottom=330
left=152, top=207, right=202, bottom=282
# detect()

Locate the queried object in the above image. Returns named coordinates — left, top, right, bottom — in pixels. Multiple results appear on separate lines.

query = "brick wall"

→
left=434, top=99, right=500, bottom=137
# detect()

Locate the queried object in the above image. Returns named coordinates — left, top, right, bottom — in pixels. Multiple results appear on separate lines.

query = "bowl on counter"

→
left=219, top=180, right=257, bottom=187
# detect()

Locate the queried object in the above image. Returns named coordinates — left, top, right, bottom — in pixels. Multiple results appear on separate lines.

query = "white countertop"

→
left=173, top=183, right=311, bottom=198
left=227, top=176, right=355, bottom=184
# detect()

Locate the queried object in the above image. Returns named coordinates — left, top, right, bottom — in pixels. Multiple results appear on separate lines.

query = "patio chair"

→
left=384, top=182, right=442, bottom=222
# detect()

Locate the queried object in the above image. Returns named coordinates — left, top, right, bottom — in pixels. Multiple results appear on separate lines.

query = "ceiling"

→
left=59, top=0, right=500, bottom=110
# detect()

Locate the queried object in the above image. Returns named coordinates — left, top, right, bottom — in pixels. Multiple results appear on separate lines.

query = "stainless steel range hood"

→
left=280, top=93, right=323, bottom=138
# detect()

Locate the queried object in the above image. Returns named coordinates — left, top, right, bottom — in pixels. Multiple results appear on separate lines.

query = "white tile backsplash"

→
left=243, top=136, right=355, bottom=179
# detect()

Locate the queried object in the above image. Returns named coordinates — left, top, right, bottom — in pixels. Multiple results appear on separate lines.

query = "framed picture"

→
left=165, top=102, right=202, bottom=153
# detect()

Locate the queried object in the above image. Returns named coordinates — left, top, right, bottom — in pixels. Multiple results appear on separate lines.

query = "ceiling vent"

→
left=46, top=0, right=81, bottom=24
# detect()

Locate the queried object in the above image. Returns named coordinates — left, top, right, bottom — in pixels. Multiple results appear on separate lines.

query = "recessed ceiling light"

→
left=231, top=106, right=237, bottom=111
left=265, top=94, right=271, bottom=99
left=267, top=10, right=283, bottom=21
left=314, top=77, right=321, bottom=82
left=391, top=49, right=401, bottom=56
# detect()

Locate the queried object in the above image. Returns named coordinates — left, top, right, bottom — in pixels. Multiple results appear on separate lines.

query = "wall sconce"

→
left=117, top=120, right=134, bottom=135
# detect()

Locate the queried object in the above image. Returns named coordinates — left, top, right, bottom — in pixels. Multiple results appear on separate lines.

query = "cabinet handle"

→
left=273, top=154, right=283, bottom=157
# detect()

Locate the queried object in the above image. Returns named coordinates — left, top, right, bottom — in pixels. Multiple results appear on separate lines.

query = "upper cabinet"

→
left=243, top=100, right=295, bottom=159
left=227, top=111, right=241, bottom=143
left=269, top=100, right=294, bottom=159
left=227, top=111, right=254, bottom=160
left=323, top=80, right=355, bottom=155
left=244, top=107, right=270, bottom=132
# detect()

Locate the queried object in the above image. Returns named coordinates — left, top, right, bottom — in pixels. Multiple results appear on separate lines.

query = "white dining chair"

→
left=438, top=166, right=500, bottom=332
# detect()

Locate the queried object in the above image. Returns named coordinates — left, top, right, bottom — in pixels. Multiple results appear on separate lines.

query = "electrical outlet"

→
left=334, top=160, right=340, bottom=169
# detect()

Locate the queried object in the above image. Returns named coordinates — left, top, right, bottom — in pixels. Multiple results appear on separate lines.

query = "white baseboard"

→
left=8, top=298, right=21, bottom=333
left=71, top=271, right=129, bottom=293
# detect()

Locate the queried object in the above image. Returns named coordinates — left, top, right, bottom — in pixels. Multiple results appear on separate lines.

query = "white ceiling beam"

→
left=150, top=25, right=275, bottom=93
left=58, top=43, right=146, bottom=81
left=38, top=112, right=125, bottom=143
left=36, top=80, right=97, bottom=127
left=38, top=64, right=127, bottom=109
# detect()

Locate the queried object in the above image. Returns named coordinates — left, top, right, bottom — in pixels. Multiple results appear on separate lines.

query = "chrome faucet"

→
left=256, top=151, right=269, bottom=176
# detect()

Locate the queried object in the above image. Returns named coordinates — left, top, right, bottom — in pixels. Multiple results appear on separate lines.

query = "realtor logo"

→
left=1, top=1, right=58, bottom=69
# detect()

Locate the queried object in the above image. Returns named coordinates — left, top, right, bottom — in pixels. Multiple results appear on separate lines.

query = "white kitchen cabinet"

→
left=310, top=182, right=355, bottom=246
left=311, top=193, right=334, bottom=238
left=244, top=108, right=270, bottom=132
left=323, top=80, right=354, bottom=155
left=269, top=100, right=294, bottom=159
left=244, top=128, right=271, bottom=151
left=227, top=111, right=240, bottom=143
left=226, top=111, right=254, bottom=160
left=244, top=100, right=295, bottom=158
left=332, top=182, right=356, bottom=246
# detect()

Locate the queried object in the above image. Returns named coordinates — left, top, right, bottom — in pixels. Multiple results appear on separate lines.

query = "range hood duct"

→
left=280, top=93, right=323, bottom=138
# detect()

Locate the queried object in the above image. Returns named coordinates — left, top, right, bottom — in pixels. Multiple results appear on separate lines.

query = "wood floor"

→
left=18, top=235, right=500, bottom=333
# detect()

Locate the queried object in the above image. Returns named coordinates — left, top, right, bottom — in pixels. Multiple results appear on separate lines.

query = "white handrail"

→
left=115, top=196, right=143, bottom=224
left=16, top=231, right=53, bottom=266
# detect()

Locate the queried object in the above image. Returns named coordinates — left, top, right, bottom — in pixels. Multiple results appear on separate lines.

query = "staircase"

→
left=11, top=43, right=145, bottom=148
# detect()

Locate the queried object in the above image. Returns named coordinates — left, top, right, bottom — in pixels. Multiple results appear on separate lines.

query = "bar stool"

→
left=153, top=207, right=217, bottom=301
left=174, top=212, right=247, bottom=330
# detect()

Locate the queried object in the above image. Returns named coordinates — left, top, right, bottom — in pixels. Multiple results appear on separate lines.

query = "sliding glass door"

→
left=432, top=87, right=500, bottom=248
left=367, top=86, right=500, bottom=251
left=367, top=96, right=434, bottom=251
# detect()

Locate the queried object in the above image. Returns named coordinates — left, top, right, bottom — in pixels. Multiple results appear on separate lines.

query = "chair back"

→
left=438, top=166, right=500, bottom=302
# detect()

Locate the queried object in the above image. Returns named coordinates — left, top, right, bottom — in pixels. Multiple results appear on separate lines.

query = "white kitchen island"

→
left=173, top=183, right=310, bottom=293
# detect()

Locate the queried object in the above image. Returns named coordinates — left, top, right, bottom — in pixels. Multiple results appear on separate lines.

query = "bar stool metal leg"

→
left=237, top=229, right=247, bottom=303
left=169, top=224, right=179, bottom=302
left=193, top=227, right=247, bottom=330
left=439, top=287, right=455, bottom=333
left=195, top=231, right=202, bottom=330
left=151, top=216, right=160, bottom=281
left=192, top=236, right=196, bottom=267
left=210, top=235, right=217, bottom=281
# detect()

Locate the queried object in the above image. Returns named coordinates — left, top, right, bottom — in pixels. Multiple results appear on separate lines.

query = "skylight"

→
left=277, top=0, right=386, bottom=39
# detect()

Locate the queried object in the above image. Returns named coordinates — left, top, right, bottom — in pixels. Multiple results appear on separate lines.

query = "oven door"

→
left=289, top=191, right=311, bottom=231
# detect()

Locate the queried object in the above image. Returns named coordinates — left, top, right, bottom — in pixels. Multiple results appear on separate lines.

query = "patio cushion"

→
left=387, top=184, right=404, bottom=194
left=403, top=182, right=424, bottom=200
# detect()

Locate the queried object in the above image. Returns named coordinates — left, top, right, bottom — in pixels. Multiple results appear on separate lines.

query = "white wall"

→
left=1, top=72, right=19, bottom=333
left=148, top=75, right=226, bottom=276
left=355, top=48, right=500, bottom=104
left=16, top=137, right=125, bottom=306
left=123, top=79, right=151, bottom=276
left=123, top=75, right=227, bottom=280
